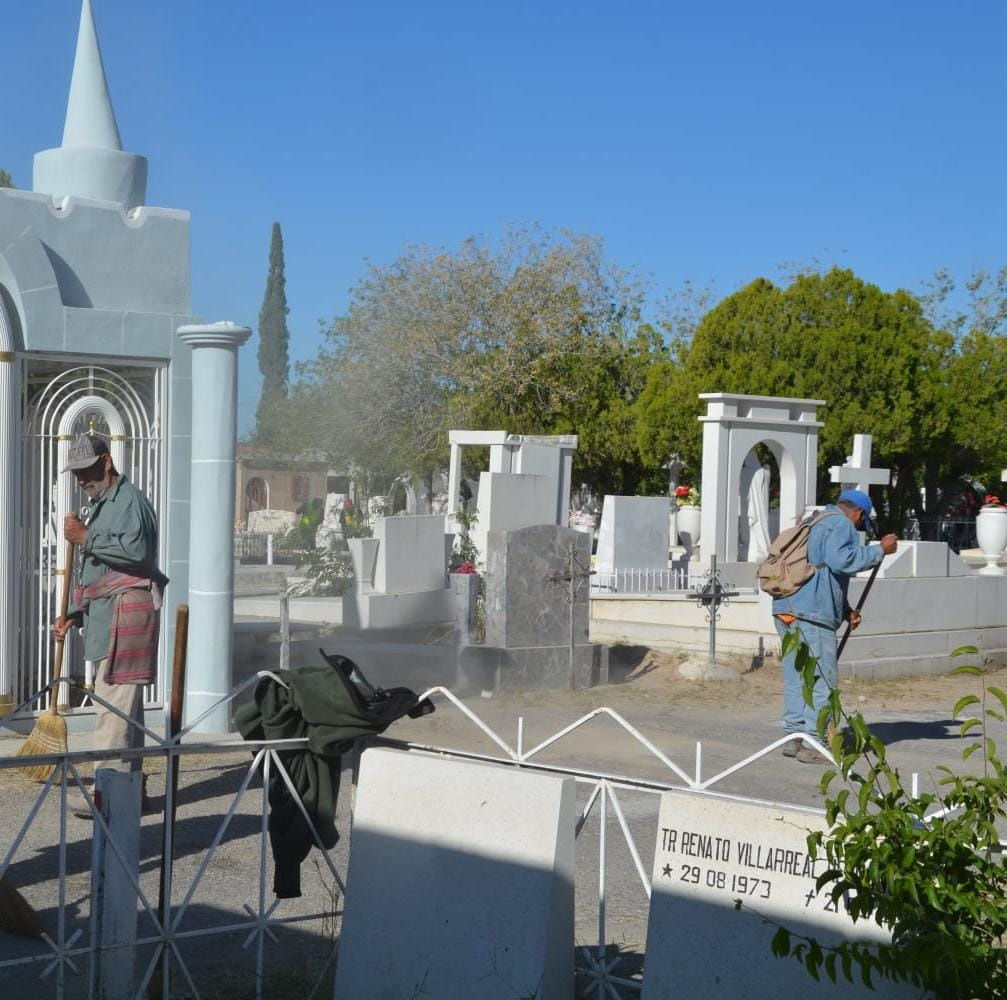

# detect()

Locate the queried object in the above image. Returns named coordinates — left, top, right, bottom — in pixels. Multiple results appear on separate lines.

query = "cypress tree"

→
left=0, top=169, right=13, bottom=188
left=255, top=222, right=290, bottom=444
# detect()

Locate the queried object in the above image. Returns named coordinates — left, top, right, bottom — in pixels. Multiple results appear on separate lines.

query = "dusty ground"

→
left=492, top=642, right=1007, bottom=717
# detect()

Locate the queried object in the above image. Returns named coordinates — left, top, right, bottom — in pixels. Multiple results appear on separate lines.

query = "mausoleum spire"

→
left=33, top=0, right=148, bottom=209
left=62, top=0, right=123, bottom=151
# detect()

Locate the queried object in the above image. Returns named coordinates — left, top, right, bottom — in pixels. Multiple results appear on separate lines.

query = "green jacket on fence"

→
left=234, top=660, right=425, bottom=898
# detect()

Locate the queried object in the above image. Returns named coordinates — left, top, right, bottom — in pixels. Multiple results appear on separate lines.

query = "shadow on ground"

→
left=607, top=646, right=657, bottom=684
left=862, top=718, right=962, bottom=746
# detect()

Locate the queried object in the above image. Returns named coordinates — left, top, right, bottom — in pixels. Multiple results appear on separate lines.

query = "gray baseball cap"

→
left=61, top=434, right=110, bottom=473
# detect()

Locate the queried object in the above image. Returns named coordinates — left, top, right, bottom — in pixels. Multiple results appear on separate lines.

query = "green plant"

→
left=450, top=506, right=480, bottom=571
left=288, top=546, right=354, bottom=596
left=765, top=632, right=1007, bottom=996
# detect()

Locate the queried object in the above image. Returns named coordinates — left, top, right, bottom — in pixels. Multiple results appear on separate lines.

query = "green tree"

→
left=286, top=224, right=663, bottom=498
left=635, top=268, right=959, bottom=531
left=254, top=222, right=290, bottom=445
left=0, top=169, right=12, bottom=188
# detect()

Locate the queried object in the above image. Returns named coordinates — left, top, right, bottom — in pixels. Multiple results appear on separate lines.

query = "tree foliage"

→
left=285, top=225, right=665, bottom=496
left=635, top=267, right=1004, bottom=531
left=763, top=635, right=1007, bottom=996
left=255, top=222, right=291, bottom=445
left=0, top=168, right=12, bottom=189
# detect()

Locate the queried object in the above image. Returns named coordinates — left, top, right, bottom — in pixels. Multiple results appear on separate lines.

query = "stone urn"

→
left=677, top=505, right=701, bottom=558
left=975, top=505, right=1007, bottom=575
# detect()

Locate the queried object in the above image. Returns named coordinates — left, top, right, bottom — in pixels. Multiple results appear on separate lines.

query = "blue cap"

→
left=838, top=489, right=875, bottom=531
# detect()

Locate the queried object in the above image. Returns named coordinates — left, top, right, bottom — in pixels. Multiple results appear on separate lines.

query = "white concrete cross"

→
left=829, top=434, right=890, bottom=495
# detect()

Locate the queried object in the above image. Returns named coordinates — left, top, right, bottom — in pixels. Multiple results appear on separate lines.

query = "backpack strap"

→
left=804, top=509, right=845, bottom=570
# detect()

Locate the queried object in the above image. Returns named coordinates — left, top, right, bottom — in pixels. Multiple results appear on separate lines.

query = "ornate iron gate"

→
left=16, top=358, right=165, bottom=712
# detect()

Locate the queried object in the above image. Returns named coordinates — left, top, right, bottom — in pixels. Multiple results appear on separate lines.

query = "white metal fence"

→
left=590, top=566, right=708, bottom=595
left=0, top=678, right=943, bottom=1000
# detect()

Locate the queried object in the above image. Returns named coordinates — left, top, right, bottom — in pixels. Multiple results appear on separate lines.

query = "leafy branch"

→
left=765, top=634, right=1007, bottom=996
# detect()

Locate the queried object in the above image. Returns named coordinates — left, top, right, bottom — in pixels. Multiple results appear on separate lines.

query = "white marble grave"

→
left=246, top=508, right=297, bottom=535
left=641, top=794, right=915, bottom=999
left=333, top=747, right=576, bottom=1000
left=472, top=470, right=556, bottom=564
left=343, top=514, right=454, bottom=628
left=447, top=430, right=578, bottom=562
left=595, top=496, right=671, bottom=575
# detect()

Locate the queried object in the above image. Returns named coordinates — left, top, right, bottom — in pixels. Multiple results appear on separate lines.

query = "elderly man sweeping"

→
left=54, top=434, right=168, bottom=816
left=772, top=489, right=897, bottom=764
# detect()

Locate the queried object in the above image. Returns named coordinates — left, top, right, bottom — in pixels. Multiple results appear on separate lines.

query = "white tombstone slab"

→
left=373, top=513, right=448, bottom=593
left=334, top=748, right=576, bottom=1000
left=471, top=470, right=555, bottom=564
left=343, top=516, right=454, bottom=627
left=829, top=434, right=890, bottom=495
left=447, top=429, right=577, bottom=530
left=642, top=794, right=914, bottom=999
left=246, top=508, right=297, bottom=535
left=595, top=496, right=670, bottom=575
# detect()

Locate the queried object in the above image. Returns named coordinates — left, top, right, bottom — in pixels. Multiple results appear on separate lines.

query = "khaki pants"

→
left=92, top=657, right=145, bottom=775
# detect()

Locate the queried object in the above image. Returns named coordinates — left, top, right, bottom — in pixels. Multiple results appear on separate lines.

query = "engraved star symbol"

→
left=662, top=864, right=672, bottom=878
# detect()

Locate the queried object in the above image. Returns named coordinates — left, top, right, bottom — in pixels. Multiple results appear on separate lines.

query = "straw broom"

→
left=15, top=540, right=74, bottom=779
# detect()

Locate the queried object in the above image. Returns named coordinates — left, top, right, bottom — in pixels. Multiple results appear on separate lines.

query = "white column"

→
left=447, top=441, right=463, bottom=518
left=699, top=418, right=729, bottom=562
left=178, top=322, right=250, bottom=733
left=0, top=298, right=17, bottom=711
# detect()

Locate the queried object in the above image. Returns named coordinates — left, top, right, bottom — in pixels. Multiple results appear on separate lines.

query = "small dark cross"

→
left=548, top=542, right=595, bottom=691
left=686, top=554, right=739, bottom=666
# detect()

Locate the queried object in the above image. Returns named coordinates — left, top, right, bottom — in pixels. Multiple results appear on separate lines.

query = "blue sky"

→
left=3, top=2, right=1004, bottom=434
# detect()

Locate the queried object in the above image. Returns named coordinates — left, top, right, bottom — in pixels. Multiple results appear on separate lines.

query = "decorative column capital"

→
left=177, top=321, right=251, bottom=350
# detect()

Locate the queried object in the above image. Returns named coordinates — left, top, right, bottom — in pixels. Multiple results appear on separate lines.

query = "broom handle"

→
left=150, top=604, right=188, bottom=1000
left=168, top=604, right=189, bottom=740
left=836, top=560, right=881, bottom=660
left=49, top=540, right=76, bottom=716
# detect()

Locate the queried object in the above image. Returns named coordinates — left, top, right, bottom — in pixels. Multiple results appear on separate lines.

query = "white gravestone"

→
left=342, top=514, right=454, bottom=628
left=642, top=794, right=914, bottom=999
left=471, top=470, right=555, bottom=564
left=829, top=434, right=890, bottom=495
left=595, top=496, right=670, bottom=575
left=246, top=508, right=297, bottom=535
left=334, top=747, right=576, bottom=1000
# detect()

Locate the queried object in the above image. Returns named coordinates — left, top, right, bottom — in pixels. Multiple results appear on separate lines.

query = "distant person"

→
left=54, top=434, right=167, bottom=817
left=772, top=489, right=897, bottom=764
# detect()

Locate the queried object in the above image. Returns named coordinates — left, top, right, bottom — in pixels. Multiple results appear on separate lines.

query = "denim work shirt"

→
left=68, top=477, right=162, bottom=661
left=771, top=506, right=884, bottom=631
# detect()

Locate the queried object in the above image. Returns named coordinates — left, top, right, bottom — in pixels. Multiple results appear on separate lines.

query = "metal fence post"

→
left=89, top=768, right=142, bottom=1000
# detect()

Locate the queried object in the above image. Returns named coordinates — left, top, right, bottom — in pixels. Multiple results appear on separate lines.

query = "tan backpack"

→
left=756, top=510, right=841, bottom=598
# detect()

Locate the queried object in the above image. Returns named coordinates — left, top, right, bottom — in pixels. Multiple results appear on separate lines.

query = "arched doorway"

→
left=245, top=477, right=267, bottom=518
left=18, top=360, right=164, bottom=710
left=738, top=445, right=782, bottom=561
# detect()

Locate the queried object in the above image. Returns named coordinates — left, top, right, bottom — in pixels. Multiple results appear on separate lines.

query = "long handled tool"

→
left=148, top=604, right=188, bottom=1000
left=836, top=559, right=882, bottom=660
left=15, top=541, right=74, bottom=779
